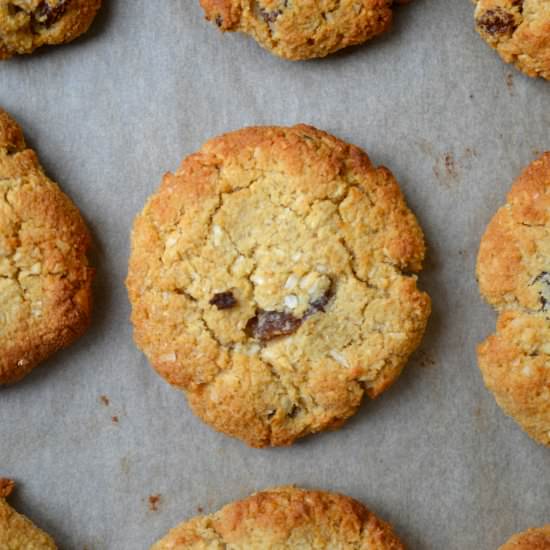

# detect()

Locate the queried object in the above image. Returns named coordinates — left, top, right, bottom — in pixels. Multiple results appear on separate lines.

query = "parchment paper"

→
left=1, top=1, right=549, bottom=548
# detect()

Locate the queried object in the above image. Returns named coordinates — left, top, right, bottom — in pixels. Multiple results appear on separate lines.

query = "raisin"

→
left=34, top=0, right=70, bottom=27
left=476, top=8, right=517, bottom=36
left=304, top=282, right=334, bottom=319
left=209, top=291, right=237, bottom=310
left=245, top=310, right=302, bottom=342
left=246, top=279, right=333, bottom=341
left=215, top=15, right=223, bottom=27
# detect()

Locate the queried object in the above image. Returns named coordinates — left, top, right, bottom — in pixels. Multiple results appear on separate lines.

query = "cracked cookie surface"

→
left=127, top=125, right=430, bottom=447
left=0, top=0, right=101, bottom=59
left=199, top=0, right=394, bottom=60
left=499, top=526, right=550, bottom=550
left=473, top=0, right=550, bottom=79
left=0, top=479, right=57, bottom=549
left=477, top=153, right=550, bottom=446
left=151, top=486, right=405, bottom=550
left=0, top=109, right=93, bottom=384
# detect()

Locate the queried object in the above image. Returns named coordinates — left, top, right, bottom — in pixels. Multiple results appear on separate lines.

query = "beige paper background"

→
left=1, top=1, right=549, bottom=548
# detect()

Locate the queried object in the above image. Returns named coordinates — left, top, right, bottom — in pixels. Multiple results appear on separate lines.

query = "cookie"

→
left=0, top=0, right=101, bottom=59
left=499, top=526, right=550, bottom=549
left=199, top=0, right=394, bottom=60
left=0, top=109, right=94, bottom=384
left=473, top=0, right=550, bottom=79
left=0, top=479, right=57, bottom=549
left=151, top=486, right=405, bottom=549
left=477, top=153, right=550, bottom=445
left=127, top=124, right=431, bottom=447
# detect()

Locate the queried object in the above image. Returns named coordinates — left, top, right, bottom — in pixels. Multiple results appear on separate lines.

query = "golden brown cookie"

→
left=127, top=124, right=431, bottom=447
left=0, top=479, right=57, bottom=549
left=499, top=526, right=550, bottom=549
left=0, top=109, right=94, bottom=384
left=0, top=0, right=101, bottom=59
left=199, top=0, right=394, bottom=60
left=473, top=0, right=550, bottom=79
left=151, top=486, right=405, bottom=549
left=477, top=153, right=550, bottom=446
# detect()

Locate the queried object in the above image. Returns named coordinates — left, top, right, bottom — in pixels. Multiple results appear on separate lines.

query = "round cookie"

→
left=127, top=124, right=431, bottom=447
left=0, top=109, right=94, bottom=384
left=473, top=0, right=550, bottom=80
left=151, top=486, right=405, bottom=549
left=499, top=526, right=550, bottom=549
left=477, top=153, right=550, bottom=446
left=199, top=0, right=394, bottom=60
left=0, top=479, right=57, bottom=549
left=0, top=0, right=101, bottom=59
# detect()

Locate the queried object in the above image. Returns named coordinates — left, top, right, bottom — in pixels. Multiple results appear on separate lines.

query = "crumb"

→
left=99, top=395, right=110, bottom=406
left=149, top=494, right=161, bottom=511
left=111, top=416, right=119, bottom=424
left=197, top=506, right=204, bottom=514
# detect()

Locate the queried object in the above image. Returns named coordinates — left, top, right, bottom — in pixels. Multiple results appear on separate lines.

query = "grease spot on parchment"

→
left=417, top=140, right=478, bottom=187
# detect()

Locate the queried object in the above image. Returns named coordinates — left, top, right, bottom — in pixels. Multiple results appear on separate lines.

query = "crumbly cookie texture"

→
left=199, top=0, right=394, bottom=60
left=477, top=153, right=550, bottom=446
left=151, top=486, right=405, bottom=550
left=0, top=0, right=101, bottom=59
left=0, top=479, right=57, bottom=549
left=499, top=526, right=550, bottom=550
left=127, top=124, right=431, bottom=448
left=0, top=109, right=93, bottom=384
left=473, top=0, right=550, bottom=79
